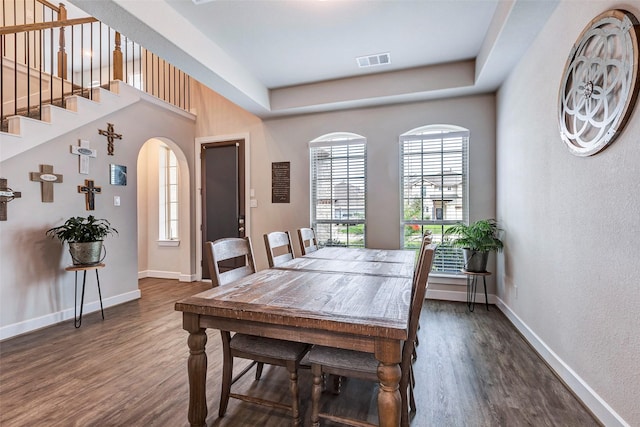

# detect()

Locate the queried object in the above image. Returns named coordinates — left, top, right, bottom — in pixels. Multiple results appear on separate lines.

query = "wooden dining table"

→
left=303, top=246, right=416, bottom=264
left=175, top=247, right=416, bottom=427
left=272, top=256, right=414, bottom=278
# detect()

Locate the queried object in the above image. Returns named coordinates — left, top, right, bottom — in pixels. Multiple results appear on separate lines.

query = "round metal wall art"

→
left=558, top=9, right=640, bottom=156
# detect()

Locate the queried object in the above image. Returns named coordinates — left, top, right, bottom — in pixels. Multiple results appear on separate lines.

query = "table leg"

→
left=377, top=361, right=401, bottom=427
left=185, top=314, right=208, bottom=427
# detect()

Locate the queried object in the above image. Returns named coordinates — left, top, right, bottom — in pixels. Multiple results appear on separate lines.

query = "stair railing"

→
left=1, top=0, right=191, bottom=132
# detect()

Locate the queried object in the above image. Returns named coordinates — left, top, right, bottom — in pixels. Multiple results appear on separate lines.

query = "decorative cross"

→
left=30, top=164, right=63, bottom=203
left=78, top=179, right=102, bottom=211
left=71, top=140, right=97, bottom=174
left=98, top=123, right=122, bottom=156
left=0, top=178, right=22, bottom=221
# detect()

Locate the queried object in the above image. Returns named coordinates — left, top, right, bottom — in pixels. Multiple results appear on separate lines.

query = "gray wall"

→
left=193, top=84, right=497, bottom=294
left=5, top=2, right=637, bottom=421
left=496, top=1, right=640, bottom=425
left=0, top=100, right=195, bottom=334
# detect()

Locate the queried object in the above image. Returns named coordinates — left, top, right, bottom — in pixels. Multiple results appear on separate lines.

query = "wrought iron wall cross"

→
left=98, top=123, right=122, bottom=156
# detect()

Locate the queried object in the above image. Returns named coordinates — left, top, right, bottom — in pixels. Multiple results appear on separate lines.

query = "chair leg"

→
left=408, top=364, right=416, bottom=412
left=409, top=377, right=416, bottom=413
left=400, top=375, right=409, bottom=427
left=219, top=333, right=233, bottom=417
left=311, top=364, right=323, bottom=427
left=410, top=364, right=415, bottom=388
left=255, top=362, right=264, bottom=380
left=287, top=362, right=302, bottom=427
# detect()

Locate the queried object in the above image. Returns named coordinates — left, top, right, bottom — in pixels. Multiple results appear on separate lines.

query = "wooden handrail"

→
left=35, top=0, right=61, bottom=13
left=0, top=17, right=98, bottom=35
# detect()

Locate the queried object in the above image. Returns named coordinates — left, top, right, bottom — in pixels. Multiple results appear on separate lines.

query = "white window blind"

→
left=310, top=134, right=366, bottom=247
left=400, top=126, right=469, bottom=273
left=159, top=144, right=179, bottom=240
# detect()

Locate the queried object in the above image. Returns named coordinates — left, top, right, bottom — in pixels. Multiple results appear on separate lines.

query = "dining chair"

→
left=308, top=237, right=436, bottom=427
left=412, top=231, right=432, bottom=361
left=205, top=237, right=309, bottom=426
left=297, top=227, right=319, bottom=255
left=264, top=231, right=296, bottom=267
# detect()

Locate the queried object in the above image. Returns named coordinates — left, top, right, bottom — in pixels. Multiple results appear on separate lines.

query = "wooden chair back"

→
left=402, top=239, right=436, bottom=377
left=297, top=227, right=318, bottom=255
left=205, top=237, right=256, bottom=287
left=263, top=231, right=295, bottom=267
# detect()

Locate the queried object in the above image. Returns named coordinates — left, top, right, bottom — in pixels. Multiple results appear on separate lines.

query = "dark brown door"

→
left=201, top=140, right=246, bottom=279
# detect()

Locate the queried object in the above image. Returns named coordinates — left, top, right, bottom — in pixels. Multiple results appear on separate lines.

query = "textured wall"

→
left=496, top=1, right=640, bottom=425
left=0, top=101, right=195, bottom=332
left=192, top=82, right=497, bottom=285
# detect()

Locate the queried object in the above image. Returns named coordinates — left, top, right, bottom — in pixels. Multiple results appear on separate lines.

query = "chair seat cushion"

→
left=230, top=334, right=309, bottom=360
left=307, top=345, right=378, bottom=375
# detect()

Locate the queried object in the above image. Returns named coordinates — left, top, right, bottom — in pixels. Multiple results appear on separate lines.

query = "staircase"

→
left=1, top=0, right=192, bottom=162
left=1, top=81, right=142, bottom=161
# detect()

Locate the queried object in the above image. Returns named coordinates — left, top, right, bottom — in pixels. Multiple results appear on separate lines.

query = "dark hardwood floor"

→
left=0, top=278, right=599, bottom=426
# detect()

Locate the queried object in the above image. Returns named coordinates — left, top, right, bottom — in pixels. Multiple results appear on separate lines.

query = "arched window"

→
left=310, top=132, right=366, bottom=247
left=400, top=125, right=469, bottom=273
left=159, top=143, right=179, bottom=240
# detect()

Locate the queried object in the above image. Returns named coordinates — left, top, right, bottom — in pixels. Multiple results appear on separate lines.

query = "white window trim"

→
left=157, top=239, right=180, bottom=247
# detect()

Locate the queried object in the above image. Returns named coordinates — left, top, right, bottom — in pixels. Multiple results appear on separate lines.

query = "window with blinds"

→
left=400, top=125, right=469, bottom=273
left=310, top=133, right=366, bottom=248
left=159, top=143, right=179, bottom=240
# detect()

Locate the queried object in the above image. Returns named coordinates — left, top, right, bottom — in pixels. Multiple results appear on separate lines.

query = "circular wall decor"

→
left=558, top=9, right=640, bottom=156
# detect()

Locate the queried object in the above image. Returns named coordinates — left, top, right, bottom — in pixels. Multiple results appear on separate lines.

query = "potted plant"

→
left=47, top=215, right=118, bottom=265
left=444, top=218, right=503, bottom=272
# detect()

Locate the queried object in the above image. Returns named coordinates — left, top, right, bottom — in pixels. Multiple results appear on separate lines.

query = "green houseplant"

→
left=47, top=216, right=118, bottom=265
left=444, top=219, right=503, bottom=272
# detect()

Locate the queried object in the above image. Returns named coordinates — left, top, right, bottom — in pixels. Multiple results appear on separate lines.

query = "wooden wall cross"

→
left=30, top=164, right=63, bottom=203
left=71, top=140, right=97, bottom=174
left=0, top=178, right=22, bottom=221
left=98, top=123, right=122, bottom=156
left=78, top=179, right=102, bottom=211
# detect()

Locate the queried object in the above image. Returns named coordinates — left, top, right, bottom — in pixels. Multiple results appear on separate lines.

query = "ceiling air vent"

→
left=192, top=0, right=215, bottom=4
left=356, top=52, right=391, bottom=68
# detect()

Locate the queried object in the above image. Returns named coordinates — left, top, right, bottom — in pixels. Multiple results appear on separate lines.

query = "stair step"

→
left=0, top=81, right=142, bottom=162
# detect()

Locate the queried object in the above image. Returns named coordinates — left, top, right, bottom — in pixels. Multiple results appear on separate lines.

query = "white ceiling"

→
left=69, top=0, right=559, bottom=118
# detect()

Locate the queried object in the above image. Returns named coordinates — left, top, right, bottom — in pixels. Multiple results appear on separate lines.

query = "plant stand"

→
left=462, top=270, right=491, bottom=312
left=65, top=263, right=105, bottom=328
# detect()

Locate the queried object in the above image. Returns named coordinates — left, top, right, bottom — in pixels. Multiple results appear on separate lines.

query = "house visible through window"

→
left=159, top=143, right=179, bottom=240
left=310, top=133, right=366, bottom=248
left=400, top=125, right=469, bottom=273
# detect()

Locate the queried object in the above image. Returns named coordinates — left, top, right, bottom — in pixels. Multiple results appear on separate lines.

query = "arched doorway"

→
left=136, top=137, right=192, bottom=282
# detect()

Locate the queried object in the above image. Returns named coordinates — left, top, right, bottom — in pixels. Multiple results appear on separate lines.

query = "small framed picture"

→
left=110, top=164, right=127, bottom=186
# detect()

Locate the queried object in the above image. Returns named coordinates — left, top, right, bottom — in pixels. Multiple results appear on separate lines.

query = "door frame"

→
left=195, top=133, right=251, bottom=281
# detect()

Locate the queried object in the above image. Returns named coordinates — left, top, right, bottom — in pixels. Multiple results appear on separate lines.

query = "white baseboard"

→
left=138, top=270, right=194, bottom=282
left=495, top=298, right=629, bottom=427
left=0, top=290, right=141, bottom=341
left=427, top=288, right=497, bottom=304
left=179, top=273, right=196, bottom=282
